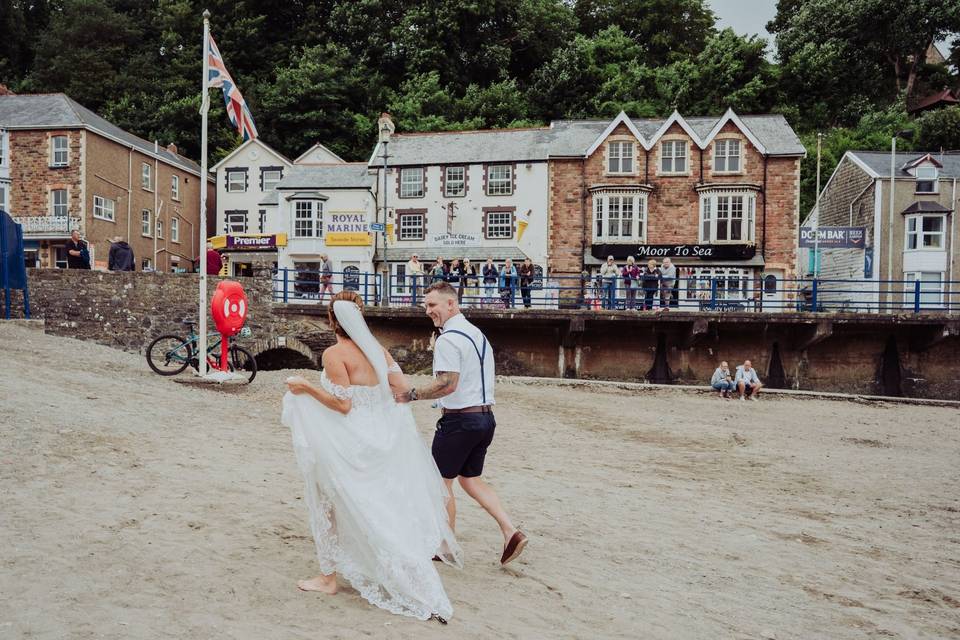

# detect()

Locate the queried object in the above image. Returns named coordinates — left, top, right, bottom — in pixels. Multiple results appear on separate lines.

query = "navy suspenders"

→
left=440, top=329, right=488, bottom=404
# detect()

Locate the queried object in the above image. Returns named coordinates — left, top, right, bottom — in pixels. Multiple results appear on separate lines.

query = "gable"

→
left=295, top=143, right=345, bottom=164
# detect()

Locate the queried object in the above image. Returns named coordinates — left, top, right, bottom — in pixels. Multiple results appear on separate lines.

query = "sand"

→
left=1, top=322, right=959, bottom=639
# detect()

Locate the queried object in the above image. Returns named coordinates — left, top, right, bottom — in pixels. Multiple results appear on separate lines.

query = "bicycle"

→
left=146, top=319, right=257, bottom=383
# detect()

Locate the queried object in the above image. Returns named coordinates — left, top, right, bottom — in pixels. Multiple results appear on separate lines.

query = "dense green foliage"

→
left=0, top=0, right=957, bottom=217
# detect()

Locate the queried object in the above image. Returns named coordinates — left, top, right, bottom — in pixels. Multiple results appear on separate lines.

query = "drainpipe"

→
left=154, top=199, right=164, bottom=266
left=579, top=158, right=587, bottom=273
left=154, top=141, right=160, bottom=270
left=762, top=156, right=768, bottom=260
left=951, top=177, right=957, bottom=313
left=887, top=137, right=896, bottom=285
left=126, top=147, right=132, bottom=243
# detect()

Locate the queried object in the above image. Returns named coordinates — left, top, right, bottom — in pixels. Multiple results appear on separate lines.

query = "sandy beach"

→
left=1, top=322, right=958, bottom=639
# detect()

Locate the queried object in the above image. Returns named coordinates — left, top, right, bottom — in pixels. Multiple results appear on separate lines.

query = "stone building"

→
left=0, top=93, right=209, bottom=272
left=804, top=151, right=959, bottom=311
left=547, top=110, right=805, bottom=309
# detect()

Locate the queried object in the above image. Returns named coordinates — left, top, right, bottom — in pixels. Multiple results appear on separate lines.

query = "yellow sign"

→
left=326, top=232, right=372, bottom=246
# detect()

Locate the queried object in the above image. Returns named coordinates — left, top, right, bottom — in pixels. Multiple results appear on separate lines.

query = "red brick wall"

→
left=547, top=121, right=801, bottom=278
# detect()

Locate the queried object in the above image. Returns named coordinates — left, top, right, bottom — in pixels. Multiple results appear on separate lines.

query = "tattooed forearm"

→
left=414, top=371, right=460, bottom=400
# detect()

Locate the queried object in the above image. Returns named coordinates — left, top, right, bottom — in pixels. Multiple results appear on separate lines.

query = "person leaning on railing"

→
left=482, top=258, right=498, bottom=307
left=405, top=254, right=424, bottom=304
left=640, top=259, right=661, bottom=311
left=599, top=256, right=619, bottom=310
left=518, top=258, right=535, bottom=309
left=621, top=256, right=640, bottom=310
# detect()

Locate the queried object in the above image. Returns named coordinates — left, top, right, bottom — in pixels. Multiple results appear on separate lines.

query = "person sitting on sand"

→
left=735, top=360, right=763, bottom=401
left=711, top=361, right=734, bottom=399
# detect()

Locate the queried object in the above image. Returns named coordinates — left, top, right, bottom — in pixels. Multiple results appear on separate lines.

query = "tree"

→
left=916, top=106, right=960, bottom=150
left=574, top=0, right=715, bottom=65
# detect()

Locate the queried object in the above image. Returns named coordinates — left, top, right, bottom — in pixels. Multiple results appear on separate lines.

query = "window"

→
left=258, top=209, right=266, bottom=233
left=593, top=192, right=647, bottom=242
left=93, top=195, right=116, bottom=222
left=261, top=168, right=282, bottom=192
left=226, top=170, right=246, bottom=193
left=0, top=131, right=6, bottom=166
left=607, top=141, right=635, bottom=174
left=685, top=267, right=752, bottom=303
left=485, top=210, right=514, bottom=239
left=903, top=272, right=944, bottom=308
left=713, top=139, right=741, bottom=172
left=142, top=258, right=152, bottom=271
left=400, top=168, right=424, bottom=198
left=51, top=189, right=68, bottom=217
left=156, top=219, right=164, bottom=239
left=444, top=166, right=465, bottom=197
left=661, top=140, right=687, bottom=173
left=141, top=163, right=152, bottom=190
left=226, top=210, right=248, bottom=234
left=141, top=209, right=152, bottom=236
left=171, top=217, right=180, bottom=242
left=915, top=165, right=938, bottom=194
left=906, top=215, right=945, bottom=250
left=487, top=165, right=513, bottom=195
left=51, top=136, right=69, bottom=167
left=0, top=181, right=7, bottom=212
left=700, top=193, right=756, bottom=243
left=171, top=175, right=180, bottom=200
left=293, top=200, right=322, bottom=238
left=398, top=212, right=425, bottom=240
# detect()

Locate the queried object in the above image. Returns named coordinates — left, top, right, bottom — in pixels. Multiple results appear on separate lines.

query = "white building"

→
left=368, top=114, right=551, bottom=306
left=210, top=138, right=293, bottom=276
left=274, top=164, right=377, bottom=302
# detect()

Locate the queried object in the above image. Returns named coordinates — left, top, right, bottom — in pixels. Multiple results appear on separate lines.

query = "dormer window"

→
left=915, top=165, right=938, bottom=194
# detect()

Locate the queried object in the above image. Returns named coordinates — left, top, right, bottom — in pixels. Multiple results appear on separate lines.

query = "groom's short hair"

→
left=424, top=282, right=457, bottom=299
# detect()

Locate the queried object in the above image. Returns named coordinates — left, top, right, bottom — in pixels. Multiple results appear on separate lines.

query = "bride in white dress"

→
left=281, top=291, right=462, bottom=622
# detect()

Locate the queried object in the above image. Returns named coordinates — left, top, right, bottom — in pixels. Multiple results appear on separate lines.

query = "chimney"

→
left=377, top=112, right=395, bottom=143
left=0, top=84, right=15, bottom=96
left=166, top=142, right=178, bottom=155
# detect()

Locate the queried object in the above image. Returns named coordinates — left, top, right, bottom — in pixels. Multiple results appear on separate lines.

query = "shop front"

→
left=210, top=232, right=286, bottom=278
left=13, top=215, right=83, bottom=269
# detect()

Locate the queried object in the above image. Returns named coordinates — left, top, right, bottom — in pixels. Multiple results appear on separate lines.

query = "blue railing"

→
left=271, top=268, right=960, bottom=313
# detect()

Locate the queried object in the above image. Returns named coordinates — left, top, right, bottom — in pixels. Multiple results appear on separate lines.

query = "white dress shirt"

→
left=432, top=313, right=496, bottom=409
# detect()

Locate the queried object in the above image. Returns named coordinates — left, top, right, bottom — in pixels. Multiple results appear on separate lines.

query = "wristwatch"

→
left=408, top=388, right=418, bottom=401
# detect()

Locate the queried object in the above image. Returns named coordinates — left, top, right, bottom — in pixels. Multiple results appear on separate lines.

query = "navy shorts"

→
left=432, top=412, right=496, bottom=479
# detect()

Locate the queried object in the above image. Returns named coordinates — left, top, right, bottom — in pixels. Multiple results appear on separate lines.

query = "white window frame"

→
left=914, top=165, right=938, bottom=194
left=141, top=209, right=152, bottom=237
left=607, top=141, right=635, bottom=175
left=399, top=168, right=424, bottom=198
left=293, top=200, right=322, bottom=238
left=262, top=169, right=282, bottom=192
left=51, top=189, right=68, bottom=217
left=485, top=210, right=514, bottom=239
left=398, top=212, right=425, bottom=240
left=713, top=139, right=742, bottom=173
left=51, top=135, right=69, bottom=167
left=699, top=192, right=756, bottom=244
left=93, top=195, right=116, bottom=222
left=142, top=257, right=152, bottom=271
left=171, top=175, right=180, bottom=200
left=592, top=191, right=647, bottom=243
left=156, top=218, right=164, bottom=239
left=905, top=214, right=945, bottom=250
left=444, top=166, right=465, bottom=197
left=903, top=271, right=944, bottom=308
left=141, top=163, right=152, bottom=191
left=0, top=180, right=8, bottom=212
left=170, top=216, right=180, bottom=243
left=226, top=211, right=248, bottom=234
left=226, top=170, right=246, bottom=193
left=684, top=267, right=753, bottom=303
left=487, top=164, right=513, bottom=195
left=0, top=130, right=7, bottom=166
left=660, top=139, right=688, bottom=174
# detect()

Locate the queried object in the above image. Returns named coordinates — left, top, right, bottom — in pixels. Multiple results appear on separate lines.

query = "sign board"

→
left=326, top=211, right=371, bottom=246
left=864, top=246, right=873, bottom=278
left=799, top=226, right=866, bottom=248
left=224, top=233, right=288, bottom=250
left=429, top=233, right=481, bottom=248
left=370, top=222, right=385, bottom=232
left=591, top=244, right=756, bottom=261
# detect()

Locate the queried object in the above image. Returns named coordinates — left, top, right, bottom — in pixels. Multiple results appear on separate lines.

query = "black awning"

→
left=902, top=201, right=951, bottom=215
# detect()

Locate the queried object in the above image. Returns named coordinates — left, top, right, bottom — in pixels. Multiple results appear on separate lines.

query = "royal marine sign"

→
left=326, top=211, right=372, bottom=246
left=799, top=226, right=866, bottom=249
left=592, top=244, right=756, bottom=261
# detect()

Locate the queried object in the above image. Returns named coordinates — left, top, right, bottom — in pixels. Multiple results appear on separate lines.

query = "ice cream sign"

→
left=325, top=211, right=372, bottom=246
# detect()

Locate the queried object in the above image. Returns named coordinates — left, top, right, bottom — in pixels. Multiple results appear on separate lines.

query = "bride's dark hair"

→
left=328, top=291, right=365, bottom=337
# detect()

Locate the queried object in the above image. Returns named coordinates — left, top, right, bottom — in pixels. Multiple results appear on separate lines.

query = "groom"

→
left=397, top=281, right=527, bottom=565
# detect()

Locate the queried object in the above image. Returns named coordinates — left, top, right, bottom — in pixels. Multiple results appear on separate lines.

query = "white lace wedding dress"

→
left=281, top=306, right=461, bottom=621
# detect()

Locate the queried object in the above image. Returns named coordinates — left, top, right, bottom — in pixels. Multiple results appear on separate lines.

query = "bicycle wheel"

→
left=146, top=335, right=193, bottom=375
left=228, top=345, right=257, bottom=383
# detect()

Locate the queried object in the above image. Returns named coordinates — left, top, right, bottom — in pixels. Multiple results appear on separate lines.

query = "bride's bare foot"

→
left=297, top=574, right=338, bottom=594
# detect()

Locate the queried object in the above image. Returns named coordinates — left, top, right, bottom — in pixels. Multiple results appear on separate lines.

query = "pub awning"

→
left=375, top=246, right=529, bottom=262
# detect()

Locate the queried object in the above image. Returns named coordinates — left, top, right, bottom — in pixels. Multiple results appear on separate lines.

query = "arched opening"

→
left=255, top=347, right=317, bottom=371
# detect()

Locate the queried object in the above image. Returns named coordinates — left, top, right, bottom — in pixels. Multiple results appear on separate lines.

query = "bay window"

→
left=700, top=192, right=756, bottom=243
left=903, top=271, right=944, bottom=308
left=293, top=200, right=322, bottom=238
left=593, top=191, right=647, bottom=242
left=905, top=215, right=944, bottom=250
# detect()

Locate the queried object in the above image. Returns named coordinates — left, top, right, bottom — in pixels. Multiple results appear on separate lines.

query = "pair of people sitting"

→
left=711, top=360, right=763, bottom=401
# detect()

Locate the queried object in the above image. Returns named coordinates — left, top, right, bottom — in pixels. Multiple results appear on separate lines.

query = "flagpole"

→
left=198, top=9, right=211, bottom=377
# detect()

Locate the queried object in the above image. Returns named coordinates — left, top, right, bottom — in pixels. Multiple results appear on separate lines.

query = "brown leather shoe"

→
left=500, top=530, right=528, bottom=565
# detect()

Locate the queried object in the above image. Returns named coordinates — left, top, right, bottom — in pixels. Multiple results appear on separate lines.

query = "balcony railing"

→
left=14, top=216, right=82, bottom=236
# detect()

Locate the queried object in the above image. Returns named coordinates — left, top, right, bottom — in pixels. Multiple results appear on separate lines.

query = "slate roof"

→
left=902, top=201, right=952, bottom=215
left=275, top=164, right=374, bottom=190
left=371, top=112, right=805, bottom=167
left=0, top=93, right=204, bottom=177
left=849, top=151, right=960, bottom=178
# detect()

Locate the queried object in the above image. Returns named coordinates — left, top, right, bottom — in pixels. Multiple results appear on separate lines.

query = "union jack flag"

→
left=207, top=35, right=258, bottom=141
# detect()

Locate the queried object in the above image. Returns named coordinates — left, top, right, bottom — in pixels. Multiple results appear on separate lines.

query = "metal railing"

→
left=271, top=268, right=960, bottom=314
